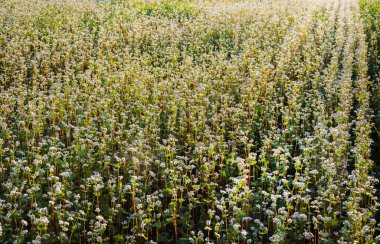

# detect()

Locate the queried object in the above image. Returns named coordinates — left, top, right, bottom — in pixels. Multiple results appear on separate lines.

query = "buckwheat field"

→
left=1, top=0, right=380, bottom=243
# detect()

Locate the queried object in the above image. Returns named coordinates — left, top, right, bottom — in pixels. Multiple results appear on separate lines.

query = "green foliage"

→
left=138, top=0, right=200, bottom=18
left=360, top=0, right=380, bottom=195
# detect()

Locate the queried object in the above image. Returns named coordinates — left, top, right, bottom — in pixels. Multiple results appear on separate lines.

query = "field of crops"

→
left=0, top=0, right=379, bottom=243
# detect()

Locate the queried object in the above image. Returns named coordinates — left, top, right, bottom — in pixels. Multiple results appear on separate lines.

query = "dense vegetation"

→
left=360, top=0, right=380, bottom=186
left=0, top=0, right=379, bottom=243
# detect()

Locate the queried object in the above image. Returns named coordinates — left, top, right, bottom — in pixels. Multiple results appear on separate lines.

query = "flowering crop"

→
left=0, top=0, right=379, bottom=243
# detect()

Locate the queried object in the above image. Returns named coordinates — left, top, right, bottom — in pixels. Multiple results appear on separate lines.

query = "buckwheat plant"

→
left=0, top=0, right=379, bottom=243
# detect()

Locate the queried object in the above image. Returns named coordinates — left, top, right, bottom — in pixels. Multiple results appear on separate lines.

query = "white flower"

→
left=303, top=231, right=314, bottom=240
left=21, top=220, right=28, bottom=227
